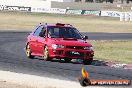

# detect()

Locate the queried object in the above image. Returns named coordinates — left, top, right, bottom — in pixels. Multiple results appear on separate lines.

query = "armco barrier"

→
left=101, top=11, right=132, bottom=21
left=1, top=5, right=101, bottom=16
left=82, top=10, right=100, bottom=16
left=31, top=7, right=101, bottom=16
left=31, top=7, right=66, bottom=14
left=120, top=12, right=132, bottom=21
left=0, top=5, right=31, bottom=12
left=66, top=9, right=82, bottom=15
left=101, top=11, right=120, bottom=17
left=65, top=9, right=100, bottom=16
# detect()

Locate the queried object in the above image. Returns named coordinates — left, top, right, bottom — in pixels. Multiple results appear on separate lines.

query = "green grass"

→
left=0, top=11, right=132, bottom=33
left=91, top=40, right=132, bottom=64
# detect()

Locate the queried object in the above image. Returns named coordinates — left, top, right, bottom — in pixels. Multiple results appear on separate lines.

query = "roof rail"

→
left=65, top=24, right=73, bottom=27
left=56, top=23, right=65, bottom=26
left=56, top=23, right=73, bottom=27
left=38, top=23, right=48, bottom=26
left=38, top=23, right=43, bottom=26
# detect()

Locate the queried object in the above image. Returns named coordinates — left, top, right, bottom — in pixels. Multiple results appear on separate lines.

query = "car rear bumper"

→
left=48, top=48, right=94, bottom=60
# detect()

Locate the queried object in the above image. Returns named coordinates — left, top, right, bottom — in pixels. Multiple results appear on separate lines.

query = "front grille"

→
left=66, top=46, right=83, bottom=49
left=65, top=51, right=84, bottom=57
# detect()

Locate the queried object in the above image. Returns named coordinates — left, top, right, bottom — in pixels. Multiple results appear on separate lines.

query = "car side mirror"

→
left=83, top=36, right=88, bottom=40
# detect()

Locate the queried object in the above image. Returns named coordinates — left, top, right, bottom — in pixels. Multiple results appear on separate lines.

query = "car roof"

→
left=39, top=23, right=74, bottom=28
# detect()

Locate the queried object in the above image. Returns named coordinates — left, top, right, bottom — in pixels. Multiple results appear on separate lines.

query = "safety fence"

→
left=0, top=4, right=132, bottom=21
left=0, top=5, right=31, bottom=12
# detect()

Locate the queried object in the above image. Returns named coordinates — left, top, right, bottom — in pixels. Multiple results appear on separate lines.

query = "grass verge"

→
left=0, top=11, right=132, bottom=33
left=91, top=40, right=132, bottom=64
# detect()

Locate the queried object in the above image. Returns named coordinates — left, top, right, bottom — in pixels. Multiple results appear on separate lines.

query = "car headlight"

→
left=52, top=44, right=64, bottom=49
left=84, top=46, right=93, bottom=50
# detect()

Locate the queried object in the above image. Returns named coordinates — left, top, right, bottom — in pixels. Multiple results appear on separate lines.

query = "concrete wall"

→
left=51, top=1, right=101, bottom=10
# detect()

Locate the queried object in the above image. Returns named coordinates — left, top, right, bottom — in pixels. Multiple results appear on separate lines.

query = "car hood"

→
left=49, top=38, right=92, bottom=46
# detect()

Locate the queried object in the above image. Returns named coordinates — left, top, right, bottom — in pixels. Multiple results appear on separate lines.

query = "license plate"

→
left=71, top=51, right=80, bottom=55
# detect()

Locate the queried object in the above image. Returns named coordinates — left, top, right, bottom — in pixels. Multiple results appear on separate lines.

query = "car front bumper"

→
left=48, top=48, right=94, bottom=60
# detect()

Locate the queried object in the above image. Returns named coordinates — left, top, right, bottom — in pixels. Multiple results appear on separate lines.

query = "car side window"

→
left=33, top=26, right=43, bottom=36
left=39, top=27, right=46, bottom=37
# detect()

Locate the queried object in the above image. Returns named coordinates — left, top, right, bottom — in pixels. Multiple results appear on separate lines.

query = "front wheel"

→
left=25, top=44, right=34, bottom=59
left=43, top=46, right=51, bottom=61
left=83, top=59, right=93, bottom=65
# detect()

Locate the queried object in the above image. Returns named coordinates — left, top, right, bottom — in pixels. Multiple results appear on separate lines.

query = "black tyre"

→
left=83, top=59, right=93, bottom=65
left=43, top=46, right=51, bottom=61
left=25, top=44, right=34, bottom=59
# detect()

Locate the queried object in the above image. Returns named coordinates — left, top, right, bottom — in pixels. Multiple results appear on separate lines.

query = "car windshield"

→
left=47, top=26, right=82, bottom=39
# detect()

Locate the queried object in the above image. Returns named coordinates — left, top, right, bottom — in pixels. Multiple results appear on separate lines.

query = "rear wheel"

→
left=43, top=46, right=51, bottom=61
left=83, top=59, right=93, bottom=65
left=25, top=44, right=34, bottom=59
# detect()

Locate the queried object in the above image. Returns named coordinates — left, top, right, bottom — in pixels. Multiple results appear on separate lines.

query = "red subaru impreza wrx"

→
left=25, top=23, right=94, bottom=64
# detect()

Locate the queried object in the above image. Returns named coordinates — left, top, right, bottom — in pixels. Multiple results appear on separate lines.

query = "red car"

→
left=25, top=23, right=94, bottom=64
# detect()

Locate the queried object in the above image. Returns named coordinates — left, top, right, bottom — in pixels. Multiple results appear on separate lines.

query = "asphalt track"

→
left=82, top=32, right=132, bottom=40
left=0, top=32, right=132, bottom=82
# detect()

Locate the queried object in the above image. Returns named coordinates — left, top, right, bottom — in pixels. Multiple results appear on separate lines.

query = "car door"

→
left=31, top=26, right=43, bottom=54
left=37, top=27, right=47, bottom=55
